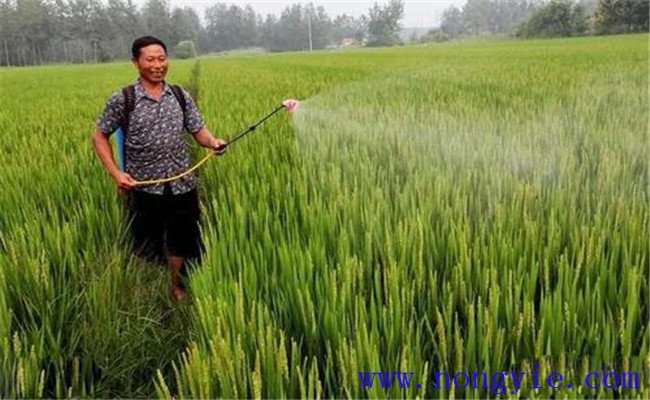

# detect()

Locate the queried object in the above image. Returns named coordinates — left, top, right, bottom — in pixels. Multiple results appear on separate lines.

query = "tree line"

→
left=421, top=0, right=648, bottom=42
left=1, top=0, right=647, bottom=67
left=0, top=0, right=401, bottom=66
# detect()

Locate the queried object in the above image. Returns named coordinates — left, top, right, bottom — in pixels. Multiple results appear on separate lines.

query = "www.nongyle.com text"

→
left=359, top=366, right=640, bottom=395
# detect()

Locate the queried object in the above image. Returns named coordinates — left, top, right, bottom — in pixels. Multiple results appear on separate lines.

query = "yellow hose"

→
left=127, top=100, right=298, bottom=187
left=132, top=151, right=215, bottom=186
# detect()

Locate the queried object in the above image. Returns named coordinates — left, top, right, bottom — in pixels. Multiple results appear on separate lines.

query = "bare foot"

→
left=171, top=286, right=187, bottom=301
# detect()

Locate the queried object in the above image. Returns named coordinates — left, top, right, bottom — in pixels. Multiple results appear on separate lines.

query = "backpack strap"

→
left=170, top=84, right=187, bottom=115
left=121, top=84, right=136, bottom=135
left=115, top=85, right=136, bottom=173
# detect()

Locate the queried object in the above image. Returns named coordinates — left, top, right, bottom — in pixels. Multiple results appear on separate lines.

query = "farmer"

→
left=91, top=36, right=226, bottom=301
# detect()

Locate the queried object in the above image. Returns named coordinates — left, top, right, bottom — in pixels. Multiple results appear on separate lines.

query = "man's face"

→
left=134, top=44, right=168, bottom=83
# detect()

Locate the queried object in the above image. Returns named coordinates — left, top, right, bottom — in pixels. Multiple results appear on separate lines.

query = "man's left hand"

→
left=211, top=138, right=228, bottom=155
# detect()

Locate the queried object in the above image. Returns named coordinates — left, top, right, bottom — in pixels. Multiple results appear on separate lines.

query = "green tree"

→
left=259, top=14, right=278, bottom=51
left=436, top=0, right=537, bottom=38
left=304, top=3, right=331, bottom=50
left=173, top=40, right=197, bottom=59
left=440, top=6, right=462, bottom=38
left=171, top=7, right=200, bottom=44
left=367, top=0, right=404, bottom=47
left=461, top=0, right=492, bottom=35
left=240, top=5, right=260, bottom=48
left=592, top=0, right=649, bottom=34
left=275, top=4, right=308, bottom=51
left=106, top=0, right=145, bottom=52
left=205, top=4, right=259, bottom=52
left=419, top=28, right=451, bottom=43
left=14, top=0, right=53, bottom=65
left=0, top=0, right=19, bottom=65
left=141, top=0, right=175, bottom=48
left=330, top=14, right=367, bottom=45
left=518, top=0, right=587, bottom=38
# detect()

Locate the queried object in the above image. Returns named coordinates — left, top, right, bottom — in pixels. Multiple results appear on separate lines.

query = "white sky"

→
left=164, top=1, right=466, bottom=28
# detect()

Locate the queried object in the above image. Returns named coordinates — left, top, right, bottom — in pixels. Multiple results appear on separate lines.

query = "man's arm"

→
left=91, top=127, right=136, bottom=190
left=192, top=127, right=227, bottom=155
left=93, top=90, right=136, bottom=191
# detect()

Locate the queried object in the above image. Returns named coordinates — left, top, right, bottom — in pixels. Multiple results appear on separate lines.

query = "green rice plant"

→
left=165, top=33, right=648, bottom=399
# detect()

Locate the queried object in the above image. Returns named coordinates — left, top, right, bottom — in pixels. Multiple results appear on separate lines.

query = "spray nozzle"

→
left=282, top=99, right=300, bottom=114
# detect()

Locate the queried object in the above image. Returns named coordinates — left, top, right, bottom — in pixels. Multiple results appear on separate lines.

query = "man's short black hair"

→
left=132, top=36, right=167, bottom=59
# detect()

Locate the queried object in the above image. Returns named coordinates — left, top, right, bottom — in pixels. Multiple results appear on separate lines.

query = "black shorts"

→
left=125, top=184, right=204, bottom=264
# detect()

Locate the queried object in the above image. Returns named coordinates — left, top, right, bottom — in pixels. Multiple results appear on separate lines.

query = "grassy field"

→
left=0, top=33, right=648, bottom=398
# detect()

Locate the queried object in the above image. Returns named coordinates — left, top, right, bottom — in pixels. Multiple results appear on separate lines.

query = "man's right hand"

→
left=113, top=171, right=137, bottom=191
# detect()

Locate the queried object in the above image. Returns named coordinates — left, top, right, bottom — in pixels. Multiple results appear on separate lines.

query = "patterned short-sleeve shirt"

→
left=96, top=79, right=205, bottom=195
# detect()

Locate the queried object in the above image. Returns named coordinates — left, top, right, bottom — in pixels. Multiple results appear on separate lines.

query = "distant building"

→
left=339, top=37, right=368, bottom=48
left=340, top=38, right=357, bottom=48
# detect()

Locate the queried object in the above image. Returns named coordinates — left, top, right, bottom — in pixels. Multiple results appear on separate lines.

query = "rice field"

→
left=0, top=33, right=648, bottom=398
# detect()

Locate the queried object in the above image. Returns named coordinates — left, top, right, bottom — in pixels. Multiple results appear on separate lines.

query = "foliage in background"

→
left=517, top=0, right=588, bottom=38
left=173, top=40, right=197, bottom=60
left=420, top=0, right=539, bottom=42
left=591, top=0, right=649, bottom=34
left=0, top=0, right=372, bottom=66
left=419, top=0, right=647, bottom=43
left=366, top=0, right=404, bottom=47
left=2, top=0, right=648, bottom=66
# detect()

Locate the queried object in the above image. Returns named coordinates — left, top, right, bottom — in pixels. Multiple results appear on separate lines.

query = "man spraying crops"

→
left=91, top=36, right=227, bottom=301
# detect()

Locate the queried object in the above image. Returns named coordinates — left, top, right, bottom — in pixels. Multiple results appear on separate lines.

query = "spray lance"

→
left=130, top=98, right=300, bottom=187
